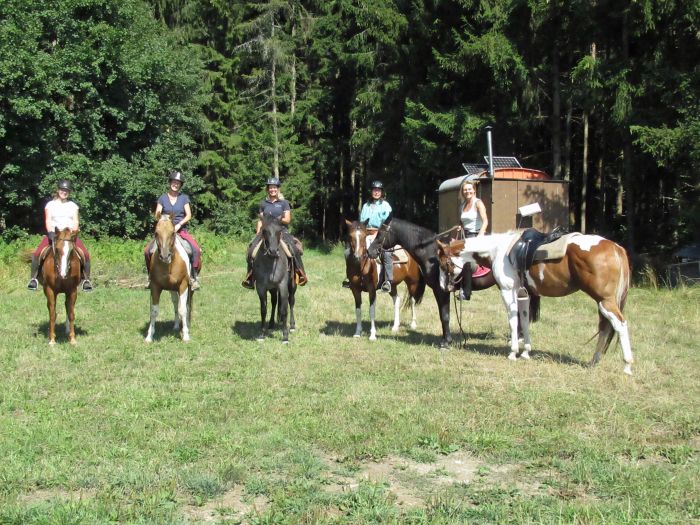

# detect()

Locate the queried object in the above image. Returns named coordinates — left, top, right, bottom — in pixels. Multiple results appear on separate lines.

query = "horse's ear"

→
left=436, top=239, right=447, bottom=251
left=345, top=219, right=353, bottom=227
left=54, top=226, right=60, bottom=235
left=361, top=219, right=369, bottom=228
left=384, top=213, right=393, bottom=224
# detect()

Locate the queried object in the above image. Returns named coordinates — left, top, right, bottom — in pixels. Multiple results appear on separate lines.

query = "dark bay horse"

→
left=39, top=227, right=81, bottom=345
left=253, top=216, right=296, bottom=343
left=145, top=214, right=193, bottom=342
left=443, top=232, right=634, bottom=374
left=367, top=218, right=495, bottom=348
left=345, top=219, right=424, bottom=339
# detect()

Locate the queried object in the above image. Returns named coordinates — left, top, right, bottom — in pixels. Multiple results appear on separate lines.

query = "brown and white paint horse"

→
left=145, top=213, right=193, bottom=342
left=40, top=227, right=81, bottom=345
left=438, top=233, right=634, bottom=374
left=345, top=219, right=424, bottom=339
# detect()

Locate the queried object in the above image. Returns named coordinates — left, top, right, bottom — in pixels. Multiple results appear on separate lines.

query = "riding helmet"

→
left=57, top=180, right=72, bottom=191
left=370, top=180, right=384, bottom=190
left=266, top=177, right=281, bottom=187
left=168, top=170, right=184, bottom=184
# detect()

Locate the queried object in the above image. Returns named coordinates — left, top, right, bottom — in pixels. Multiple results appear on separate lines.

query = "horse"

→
left=367, top=217, right=496, bottom=348
left=345, top=219, right=425, bottom=340
left=439, top=232, right=634, bottom=374
left=253, top=215, right=296, bottom=343
left=145, top=213, right=193, bottom=342
left=39, top=227, right=82, bottom=345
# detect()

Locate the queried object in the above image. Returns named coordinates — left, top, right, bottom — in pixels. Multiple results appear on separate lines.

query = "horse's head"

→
left=261, top=215, right=283, bottom=257
left=436, top=239, right=465, bottom=292
left=345, top=219, right=370, bottom=260
left=367, top=220, right=393, bottom=259
left=53, top=227, right=78, bottom=279
left=154, top=213, right=176, bottom=264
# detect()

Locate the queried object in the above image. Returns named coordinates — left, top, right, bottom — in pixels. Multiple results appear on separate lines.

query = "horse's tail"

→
left=411, top=273, right=427, bottom=306
left=617, top=244, right=631, bottom=313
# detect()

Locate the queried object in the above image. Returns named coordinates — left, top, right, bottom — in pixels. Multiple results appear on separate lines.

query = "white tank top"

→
left=460, top=198, right=482, bottom=234
left=45, top=199, right=79, bottom=231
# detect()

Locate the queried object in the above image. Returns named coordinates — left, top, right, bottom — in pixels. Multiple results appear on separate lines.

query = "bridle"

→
left=155, top=216, right=175, bottom=264
left=52, top=231, right=75, bottom=277
left=349, top=226, right=374, bottom=278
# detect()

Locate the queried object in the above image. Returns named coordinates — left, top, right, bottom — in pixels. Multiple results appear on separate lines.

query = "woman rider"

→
left=144, top=170, right=202, bottom=290
left=457, top=179, right=488, bottom=300
left=242, top=177, right=308, bottom=288
left=27, top=179, right=93, bottom=292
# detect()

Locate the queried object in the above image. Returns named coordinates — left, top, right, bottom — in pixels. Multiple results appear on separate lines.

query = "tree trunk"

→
left=271, top=17, right=279, bottom=179
left=621, top=9, right=635, bottom=256
left=581, top=110, right=589, bottom=233
left=551, top=48, right=562, bottom=179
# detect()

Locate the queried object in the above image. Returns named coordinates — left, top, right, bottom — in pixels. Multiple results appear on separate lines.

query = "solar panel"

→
left=483, top=156, right=522, bottom=168
left=462, top=163, right=488, bottom=175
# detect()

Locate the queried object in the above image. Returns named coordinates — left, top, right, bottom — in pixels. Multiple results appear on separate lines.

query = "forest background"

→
left=1, top=0, right=698, bottom=258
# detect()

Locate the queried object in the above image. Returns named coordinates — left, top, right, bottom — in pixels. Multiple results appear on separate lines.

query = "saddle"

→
left=38, top=242, right=86, bottom=267
left=364, top=233, right=408, bottom=264
left=509, top=227, right=569, bottom=275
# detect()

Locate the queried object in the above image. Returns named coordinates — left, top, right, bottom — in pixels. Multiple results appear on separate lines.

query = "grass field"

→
left=0, top=235, right=698, bottom=524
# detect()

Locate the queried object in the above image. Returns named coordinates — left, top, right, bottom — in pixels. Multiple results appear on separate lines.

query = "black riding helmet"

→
left=57, top=180, right=72, bottom=191
left=168, top=170, right=184, bottom=184
left=370, top=180, right=383, bottom=190
left=266, top=177, right=281, bottom=187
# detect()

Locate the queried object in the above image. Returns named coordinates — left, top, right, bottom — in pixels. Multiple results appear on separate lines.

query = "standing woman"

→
left=27, top=179, right=93, bottom=292
left=144, top=170, right=202, bottom=290
left=457, top=180, right=488, bottom=300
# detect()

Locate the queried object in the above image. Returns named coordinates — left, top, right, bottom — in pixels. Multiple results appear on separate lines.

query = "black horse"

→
left=368, top=217, right=494, bottom=348
left=253, top=216, right=296, bottom=342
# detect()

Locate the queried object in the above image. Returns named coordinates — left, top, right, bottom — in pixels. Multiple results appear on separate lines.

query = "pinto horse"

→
left=145, top=214, right=193, bottom=342
left=253, top=216, right=296, bottom=343
left=440, top=232, right=634, bottom=374
left=367, top=218, right=496, bottom=348
left=40, top=227, right=81, bottom=345
left=345, top=219, right=424, bottom=340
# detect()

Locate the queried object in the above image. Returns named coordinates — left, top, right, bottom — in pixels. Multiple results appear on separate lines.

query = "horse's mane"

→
left=388, top=218, right=439, bottom=250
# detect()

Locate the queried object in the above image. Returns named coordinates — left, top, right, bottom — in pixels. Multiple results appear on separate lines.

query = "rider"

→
left=27, top=179, right=93, bottom=292
left=343, top=180, right=393, bottom=292
left=241, top=177, right=308, bottom=289
left=144, top=170, right=202, bottom=290
left=457, top=179, right=489, bottom=300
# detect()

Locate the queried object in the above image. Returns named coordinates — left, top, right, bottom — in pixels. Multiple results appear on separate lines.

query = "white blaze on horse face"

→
left=571, top=235, right=604, bottom=252
left=354, top=230, right=362, bottom=258
left=59, top=241, right=71, bottom=278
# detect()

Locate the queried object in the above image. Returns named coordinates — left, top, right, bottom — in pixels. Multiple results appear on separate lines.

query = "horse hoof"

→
left=369, top=334, right=377, bottom=341
left=520, top=351, right=530, bottom=360
left=508, top=352, right=518, bottom=361
left=391, top=326, right=399, bottom=333
left=623, top=364, right=633, bottom=376
left=290, top=328, right=296, bottom=333
left=282, top=340, right=289, bottom=345
left=48, top=340, right=56, bottom=346
left=69, top=339, right=77, bottom=345
left=257, top=337, right=265, bottom=342
left=353, top=333, right=361, bottom=338
left=410, top=323, right=417, bottom=330
left=183, top=336, right=190, bottom=342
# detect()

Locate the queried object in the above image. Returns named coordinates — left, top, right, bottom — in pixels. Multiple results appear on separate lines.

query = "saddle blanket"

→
left=364, top=233, right=409, bottom=264
left=532, top=233, right=581, bottom=262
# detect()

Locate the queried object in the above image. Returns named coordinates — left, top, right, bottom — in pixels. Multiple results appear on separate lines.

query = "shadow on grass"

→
left=139, top=320, right=187, bottom=342
left=35, top=322, right=88, bottom=342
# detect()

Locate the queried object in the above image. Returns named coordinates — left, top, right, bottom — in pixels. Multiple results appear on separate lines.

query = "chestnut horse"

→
left=145, top=214, right=193, bottom=342
left=345, top=219, right=424, bottom=340
left=439, top=232, right=634, bottom=374
left=39, top=227, right=81, bottom=345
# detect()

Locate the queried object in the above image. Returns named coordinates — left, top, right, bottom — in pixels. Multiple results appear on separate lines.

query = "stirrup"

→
left=380, top=280, right=392, bottom=293
left=190, top=278, right=201, bottom=291
left=241, top=278, right=255, bottom=289
left=81, top=280, right=93, bottom=292
left=296, top=272, right=308, bottom=286
left=342, top=279, right=351, bottom=288
left=27, top=278, right=39, bottom=291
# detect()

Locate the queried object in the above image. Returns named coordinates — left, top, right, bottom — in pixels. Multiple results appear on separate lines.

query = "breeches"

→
left=34, top=235, right=90, bottom=261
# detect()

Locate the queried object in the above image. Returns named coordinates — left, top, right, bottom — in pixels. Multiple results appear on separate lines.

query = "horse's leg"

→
left=368, top=288, right=377, bottom=341
left=391, top=290, right=401, bottom=333
left=410, top=296, right=417, bottom=330
left=516, top=291, right=531, bottom=359
left=177, top=287, right=190, bottom=342
left=352, top=287, right=363, bottom=338
left=279, top=283, right=289, bottom=344
left=65, top=289, right=77, bottom=345
left=498, top=288, right=520, bottom=360
left=46, top=287, right=57, bottom=345
left=269, top=290, right=277, bottom=329
left=145, top=288, right=161, bottom=343
left=432, top=288, right=452, bottom=348
left=171, top=291, right=180, bottom=331
left=595, top=300, right=633, bottom=375
left=257, top=285, right=267, bottom=341
left=288, top=284, right=296, bottom=332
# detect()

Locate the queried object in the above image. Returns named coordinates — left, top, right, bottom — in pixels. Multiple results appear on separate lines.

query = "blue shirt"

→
left=360, top=199, right=392, bottom=228
left=259, top=198, right=290, bottom=220
left=158, top=193, right=190, bottom=225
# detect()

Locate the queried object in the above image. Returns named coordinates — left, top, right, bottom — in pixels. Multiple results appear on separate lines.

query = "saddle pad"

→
left=391, top=246, right=409, bottom=264
left=176, top=236, right=193, bottom=256
left=472, top=265, right=490, bottom=278
left=533, top=233, right=581, bottom=262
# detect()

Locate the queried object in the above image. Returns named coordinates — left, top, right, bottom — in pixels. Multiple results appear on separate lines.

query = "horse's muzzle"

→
left=159, top=253, right=173, bottom=264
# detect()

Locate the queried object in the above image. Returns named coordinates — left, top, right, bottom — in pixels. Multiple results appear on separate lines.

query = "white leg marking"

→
left=354, top=307, right=362, bottom=338
left=500, top=288, right=520, bottom=360
left=179, top=290, right=190, bottom=341
left=410, top=297, right=417, bottom=330
left=599, top=302, right=633, bottom=375
left=145, top=304, right=159, bottom=342
left=369, top=301, right=377, bottom=341
left=392, top=294, right=401, bottom=332
left=171, top=291, right=180, bottom=330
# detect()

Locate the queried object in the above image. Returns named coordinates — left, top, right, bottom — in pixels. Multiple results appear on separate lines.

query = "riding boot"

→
left=459, top=267, right=472, bottom=301
left=379, top=252, right=392, bottom=293
left=190, top=267, right=201, bottom=291
left=241, top=261, right=255, bottom=289
left=294, top=255, right=308, bottom=286
left=80, top=259, right=93, bottom=292
left=27, top=256, right=40, bottom=291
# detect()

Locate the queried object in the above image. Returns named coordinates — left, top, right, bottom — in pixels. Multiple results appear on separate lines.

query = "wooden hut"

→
left=438, top=157, right=569, bottom=234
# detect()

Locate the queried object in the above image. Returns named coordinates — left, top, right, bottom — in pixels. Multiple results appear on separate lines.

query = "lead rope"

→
left=450, top=226, right=468, bottom=348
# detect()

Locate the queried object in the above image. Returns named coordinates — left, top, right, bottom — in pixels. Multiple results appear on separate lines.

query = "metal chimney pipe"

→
left=486, top=126, right=495, bottom=178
